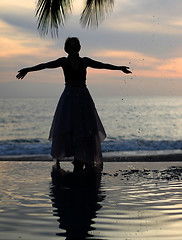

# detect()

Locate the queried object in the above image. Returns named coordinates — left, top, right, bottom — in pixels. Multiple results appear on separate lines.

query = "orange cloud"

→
left=0, top=20, right=61, bottom=59
left=157, top=58, right=182, bottom=76
left=91, top=50, right=182, bottom=79
left=0, top=37, right=39, bottom=58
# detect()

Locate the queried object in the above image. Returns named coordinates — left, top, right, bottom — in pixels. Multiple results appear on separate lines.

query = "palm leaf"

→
left=80, top=0, right=114, bottom=27
left=36, top=0, right=72, bottom=37
left=35, top=0, right=114, bottom=36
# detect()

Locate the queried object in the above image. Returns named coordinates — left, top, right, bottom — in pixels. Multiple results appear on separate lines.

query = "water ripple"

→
left=1, top=162, right=182, bottom=239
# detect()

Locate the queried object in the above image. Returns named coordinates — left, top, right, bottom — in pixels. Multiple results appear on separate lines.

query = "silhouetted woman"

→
left=16, top=37, right=131, bottom=172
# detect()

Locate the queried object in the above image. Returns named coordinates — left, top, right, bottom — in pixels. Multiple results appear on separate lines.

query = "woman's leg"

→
left=72, top=159, right=84, bottom=173
left=56, top=159, right=60, bottom=169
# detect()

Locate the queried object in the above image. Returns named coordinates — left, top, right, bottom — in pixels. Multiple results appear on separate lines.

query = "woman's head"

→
left=64, top=37, right=81, bottom=54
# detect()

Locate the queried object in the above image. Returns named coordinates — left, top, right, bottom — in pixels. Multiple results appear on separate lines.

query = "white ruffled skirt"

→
left=49, top=86, right=106, bottom=167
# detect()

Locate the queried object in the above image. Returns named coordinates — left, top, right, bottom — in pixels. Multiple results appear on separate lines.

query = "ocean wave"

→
left=0, top=138, right=51, bottom=156
left=103, top=139, right=182, bottom=152
left=0, top=138, right=182, bottom=156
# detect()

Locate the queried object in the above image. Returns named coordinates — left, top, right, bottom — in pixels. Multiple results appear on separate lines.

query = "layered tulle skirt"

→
left=49, top=86, right=106, bottom=167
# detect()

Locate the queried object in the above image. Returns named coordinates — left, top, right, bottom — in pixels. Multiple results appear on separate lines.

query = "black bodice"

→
left=62, top=57, right=87, bottom=87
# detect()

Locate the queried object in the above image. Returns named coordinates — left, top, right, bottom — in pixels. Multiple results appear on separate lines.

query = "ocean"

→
left=1, top=96, right=182, bottom=156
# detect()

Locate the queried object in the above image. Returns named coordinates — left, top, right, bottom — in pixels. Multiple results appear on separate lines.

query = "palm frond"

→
left=80, top=0, right=114, bottom=28
left=36, top=0, right=72, bottom=37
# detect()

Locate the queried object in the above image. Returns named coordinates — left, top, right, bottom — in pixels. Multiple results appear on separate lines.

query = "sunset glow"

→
left=1, top=0, right=182, bottom=96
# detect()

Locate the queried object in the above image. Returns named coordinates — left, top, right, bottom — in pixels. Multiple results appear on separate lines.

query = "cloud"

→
left=113, top=0, right=182, bottom=29
left=158, top=58, right=182, bottom=78
left=1, top=0, right=182, bottom=96
left=0, top=4, right=36, bottom=33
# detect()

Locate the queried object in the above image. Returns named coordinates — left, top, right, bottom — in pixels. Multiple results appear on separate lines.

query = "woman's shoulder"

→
left=82, top=57, right=91, bottom=61
left=58, top=57, right=67, bottom=62
left=82, top=57, right=93, bottom=66
left=57, top=57, right=68, bottom=67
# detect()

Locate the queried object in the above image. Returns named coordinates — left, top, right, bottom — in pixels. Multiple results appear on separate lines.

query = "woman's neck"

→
left=68, top=53, right=80, bottom=59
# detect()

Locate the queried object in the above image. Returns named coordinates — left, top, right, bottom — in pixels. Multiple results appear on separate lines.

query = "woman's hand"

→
left=16, top=68, right=29, bottom=79
left=121, top=66, right=132, bottom=74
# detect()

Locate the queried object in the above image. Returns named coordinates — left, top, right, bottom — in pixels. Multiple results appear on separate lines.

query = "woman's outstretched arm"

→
left=84, top=57, right=132, bottom=74
left=16, top=57, right=65, bottom=79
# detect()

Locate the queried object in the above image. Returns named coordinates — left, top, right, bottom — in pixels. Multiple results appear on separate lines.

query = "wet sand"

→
left=1, top=160, right=182, bottom=239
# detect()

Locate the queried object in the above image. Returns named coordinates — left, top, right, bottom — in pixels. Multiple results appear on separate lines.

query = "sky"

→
left=1, top=0, right=182, bottom=97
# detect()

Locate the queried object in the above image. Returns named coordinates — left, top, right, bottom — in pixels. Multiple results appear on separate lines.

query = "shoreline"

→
left=1, top=150, right=182, bottom=162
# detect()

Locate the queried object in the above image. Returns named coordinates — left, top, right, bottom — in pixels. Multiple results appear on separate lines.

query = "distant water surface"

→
left=1, top=96, right=182, bottom=155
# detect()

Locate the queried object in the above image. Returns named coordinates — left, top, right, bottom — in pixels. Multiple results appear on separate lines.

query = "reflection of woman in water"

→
left=16, top=37, right=131, bottom=172
left=50, top=165, right=105, bottom=239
